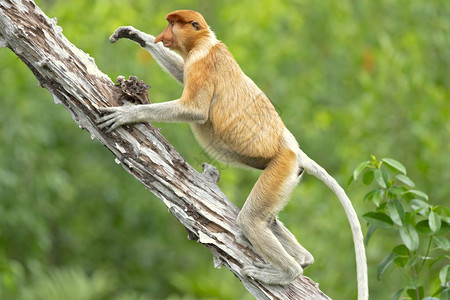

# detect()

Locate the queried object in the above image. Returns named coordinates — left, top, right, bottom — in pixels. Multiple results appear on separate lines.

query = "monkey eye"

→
left=191, top=21, right=200, bottom=31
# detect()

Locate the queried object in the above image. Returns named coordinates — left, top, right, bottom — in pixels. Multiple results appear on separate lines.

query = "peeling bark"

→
left=0, top=1, right=331, bottom=299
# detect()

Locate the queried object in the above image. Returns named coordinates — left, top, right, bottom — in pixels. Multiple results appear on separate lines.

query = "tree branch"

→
left=0, top=1, right=330, bottom=299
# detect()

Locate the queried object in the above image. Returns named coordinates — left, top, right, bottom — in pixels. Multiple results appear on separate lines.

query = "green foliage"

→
left=2, top=263, right=146, bottom=300
left=1, top=0, right=449, bottom=299
left=351, top=156, right=450, bottom=299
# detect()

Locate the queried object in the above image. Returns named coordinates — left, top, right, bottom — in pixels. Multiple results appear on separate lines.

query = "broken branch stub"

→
left=114, top=75, right=151, bottom=105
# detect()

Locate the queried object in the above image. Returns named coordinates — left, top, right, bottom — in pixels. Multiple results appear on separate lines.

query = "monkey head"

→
left=154, top=10, right=210, bottom=56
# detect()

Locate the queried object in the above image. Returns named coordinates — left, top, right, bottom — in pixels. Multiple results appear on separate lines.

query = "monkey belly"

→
left=190, top=122, right=271, bottom=169
left=207, top=77, right=286, bottom=161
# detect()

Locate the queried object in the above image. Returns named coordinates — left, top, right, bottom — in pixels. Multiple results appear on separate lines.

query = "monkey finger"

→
left=98, top=113, right=124, bottom=127
left=96, top=114, right=116, bottom=124
left=253, top=262, right=268, bottom=269
left=242, top=265, right=265, bottom=279
left=111, top=26, right=139, bottom=44
left=109, top=32, right=123, bottom=44
left=109, top=32, right=118, bottom=43
left=98, top=107, right=121, bottom=113
left=106, top=123, right=119, bottom=133
left=110, top=26, right=130, bottom=43
left=107, top=119, right=127, bottom=133
left=97, top=118, right=117, bottom=129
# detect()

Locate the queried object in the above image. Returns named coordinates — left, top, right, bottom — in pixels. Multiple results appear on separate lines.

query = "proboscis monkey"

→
left=97, top=10, right=368, bottom=299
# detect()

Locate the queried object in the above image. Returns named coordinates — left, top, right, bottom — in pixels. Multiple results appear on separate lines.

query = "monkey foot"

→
left=242, top=263, right=303, bottom=285
left=295, top=251, right=314, bottom=269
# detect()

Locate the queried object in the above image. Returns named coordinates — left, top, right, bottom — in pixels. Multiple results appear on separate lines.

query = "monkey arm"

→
left=97, top=100, right=208, bottom=132
left=97, top=61, right=214, bottom=133
left=110, top=26, right=184, bottom=84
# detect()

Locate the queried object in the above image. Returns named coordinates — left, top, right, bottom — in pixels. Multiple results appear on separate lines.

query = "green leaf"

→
left=362, top=169, right=374, bottom=185
left=407, top=277, right=419, bottom=289
left=416, top=220, right=432, bottom=235
left=440, top=265, right=449, bottom=287
left=418, top=286, right=425, bottom=298
left=372, top=189, right=384, bottom=207
left=441, top=289, right=449, bottom=300
left=381, top=166, right=391, bottom=187
left=392, top=244, right=410, bottom=267
left=377, top=252, right=397, bottom=280
left=430, top=211, right=442, bottom=233
left=431, top=254, right=450, bottom=268
left=407, top=255, right=422, bottom=268
left=365, top=225, right=376, bottom=246
left=442, top=216, right=450, bottom=225
left=438, top=222, right=450, bottom=235
left=391, top=288, right=404, bottom=300
left=364, top=189, right=384, bottom=207
left=363, top=212, right=393, bottom=229
left=403, top=212, right=416, bottom=226
left=403, top=190, right=429, bottom=201
left=407, top=286, right=424, bottom=300
left=374, top=169, right=387, bottom=188
left=392, top=244, right=409, bottom=255
left=395, top=174, right=415, bottom=187
left=388, top=186, right=407, bottom=196
left=353, top=161, right=370, bottom=181
left=347, top=175, right=355, bottom=187
left=400, top=224, right=419, bottom=252
left=434, top=236, right=450, bottom=252
left=440, top=206, right=450, bottom=217
left=410, top=199, right=431, bottom=215
left=382, top=158, right=407, bottom=174
left=364, top=189, right=377, bottom=201
left=388, top=199, right=404, bottom=226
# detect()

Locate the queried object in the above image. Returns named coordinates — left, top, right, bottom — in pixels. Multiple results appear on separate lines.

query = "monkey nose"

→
left=154, top=34, right=163, bottom=44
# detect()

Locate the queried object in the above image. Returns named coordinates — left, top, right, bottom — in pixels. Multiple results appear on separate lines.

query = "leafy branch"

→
left=350, top=156, right=450, bottom=300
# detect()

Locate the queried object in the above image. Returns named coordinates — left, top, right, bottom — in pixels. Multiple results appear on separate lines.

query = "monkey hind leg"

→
left=270, top=219, right=314, bottom=269
left=239, top=224, right=302, bottom=285
left=238, top=148, right=303, bottom=285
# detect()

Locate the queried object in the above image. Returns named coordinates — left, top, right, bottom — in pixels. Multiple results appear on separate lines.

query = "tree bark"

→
left=0, top=1, right=331, bottom=299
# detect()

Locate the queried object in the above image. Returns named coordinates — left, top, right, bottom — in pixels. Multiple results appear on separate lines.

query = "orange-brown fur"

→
left=98, top=11, right=368, bottom=298
left=149, top=10, right=308, bottom=284
left=156, top=11, right=284, bottom=168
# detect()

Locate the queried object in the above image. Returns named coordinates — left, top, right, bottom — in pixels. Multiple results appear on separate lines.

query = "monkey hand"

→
left=96, top=105, right=139, bottom=133
left=110, top=26, right=155, bottom=48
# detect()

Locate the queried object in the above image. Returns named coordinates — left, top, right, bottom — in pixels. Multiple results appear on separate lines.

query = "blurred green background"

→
left=0, top=0, right=448, bottom=299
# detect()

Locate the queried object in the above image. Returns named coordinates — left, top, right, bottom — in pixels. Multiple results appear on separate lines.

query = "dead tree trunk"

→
left=0, top=1, right=331, bottom=299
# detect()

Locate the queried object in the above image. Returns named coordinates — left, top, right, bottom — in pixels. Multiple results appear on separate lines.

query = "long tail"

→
left=298, top=149, right=369, bottom=300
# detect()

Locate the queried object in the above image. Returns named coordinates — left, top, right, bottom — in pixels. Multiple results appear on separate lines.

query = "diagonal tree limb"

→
left=0, top=1, right=331, bottom=299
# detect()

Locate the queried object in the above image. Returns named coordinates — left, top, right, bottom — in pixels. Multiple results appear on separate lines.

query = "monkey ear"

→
left=191, top=21, right=200, bottom=31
